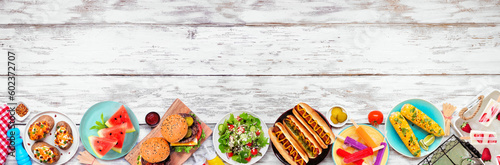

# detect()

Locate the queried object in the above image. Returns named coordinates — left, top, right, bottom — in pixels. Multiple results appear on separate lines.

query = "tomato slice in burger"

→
left=196, top=122, right=202, bottom=140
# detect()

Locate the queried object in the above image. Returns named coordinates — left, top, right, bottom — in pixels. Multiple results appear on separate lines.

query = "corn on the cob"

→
left=401, top=104, right=444, bottom=137
left=390, top=112, right=421, bottom=157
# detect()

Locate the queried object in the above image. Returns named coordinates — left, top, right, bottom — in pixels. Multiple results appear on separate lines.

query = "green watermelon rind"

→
left=97, top=123, right=127, bottom=153
left=88, top=136, right=117, bottom=159
left=105, top=105, right=136, bottom=133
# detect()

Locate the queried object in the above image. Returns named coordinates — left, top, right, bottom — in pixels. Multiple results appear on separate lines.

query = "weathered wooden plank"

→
left=6, top=124, right=423, bottom=164
left=1, top=25, right=499, bottom=76
left=2, top=75, right=498, bottom=125
left=1, top=0, right=500, bottom=24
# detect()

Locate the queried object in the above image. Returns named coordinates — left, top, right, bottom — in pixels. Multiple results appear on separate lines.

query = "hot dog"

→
left=292, top=103, right=335, bottom=149
left=269, top=123, right=309, bottom=165
left=282, top=115, right=322, bottom=158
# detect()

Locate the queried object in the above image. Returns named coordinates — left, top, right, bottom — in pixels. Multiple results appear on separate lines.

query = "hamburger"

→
left=161, top=113, right=205, bottom=153
left=139, top=137, right=170, bottom=165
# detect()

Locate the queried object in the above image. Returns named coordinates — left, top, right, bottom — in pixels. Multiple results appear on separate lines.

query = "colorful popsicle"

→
left=374, top=142, right=387, bottom=165
left=478, top=96, right=500, bottom=127
left=335, top=133, right=368, bottom=150
left=336, top=148, right=365, bottom=165
left=344, top=145, right=384, bottom=164
left=461, top=130, right=498, bottom=144
left=351, top=119, right=378, bottom=148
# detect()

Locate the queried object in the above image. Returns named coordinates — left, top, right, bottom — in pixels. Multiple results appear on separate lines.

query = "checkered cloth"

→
left=0, top=104, right=11, bottom=165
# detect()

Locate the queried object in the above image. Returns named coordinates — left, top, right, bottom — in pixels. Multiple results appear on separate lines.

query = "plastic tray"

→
left=452, top=88, right=500, bottom=165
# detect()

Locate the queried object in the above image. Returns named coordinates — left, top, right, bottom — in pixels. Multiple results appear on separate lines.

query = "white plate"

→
left=23, top=111, right=80, bottom=165
left=212, top=111, right=269, bottom=165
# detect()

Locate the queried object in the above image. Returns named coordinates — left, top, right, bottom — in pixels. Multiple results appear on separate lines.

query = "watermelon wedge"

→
left=88, top=136, right=118, bottom=158
left=105, top=105, right=136, bottom=133
left=98, top=123, right=127, bottom=153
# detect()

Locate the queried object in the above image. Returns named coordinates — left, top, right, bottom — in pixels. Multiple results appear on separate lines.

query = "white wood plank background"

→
left=1, top=0, right=500, bottom=164
left=1, top=0, right=500, bottom=24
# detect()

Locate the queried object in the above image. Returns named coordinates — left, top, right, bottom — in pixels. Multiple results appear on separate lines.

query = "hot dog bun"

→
left=269, top=122, right=309, bottom=165
left=283, top=115, right=322, bottom=158
left=292, top=103, right=334, bottom=149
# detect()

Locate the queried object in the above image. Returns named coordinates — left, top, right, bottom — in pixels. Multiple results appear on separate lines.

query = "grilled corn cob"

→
left=401, top=104, right=444, bottom=137
left=390, top=112, right=421, bottom=157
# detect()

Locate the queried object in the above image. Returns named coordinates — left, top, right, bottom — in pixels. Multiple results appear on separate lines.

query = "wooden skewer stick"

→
left=351, top=119, right=360, bottom=128
left=460, top=136, right=471, bottom=140
left=333, top=132, right=346, bottom=141
left=371, top=145, right=385, bottom=152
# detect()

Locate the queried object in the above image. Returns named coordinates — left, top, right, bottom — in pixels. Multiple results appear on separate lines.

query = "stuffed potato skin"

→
left=31, top=142, right=61, bottom=164
left=28, top=115, right=55, bottom=141
left=54, top=121, right=73, bottom=150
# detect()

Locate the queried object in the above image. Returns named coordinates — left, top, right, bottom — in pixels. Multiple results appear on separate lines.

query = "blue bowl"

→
left=385, top=99, right=445, bottom=158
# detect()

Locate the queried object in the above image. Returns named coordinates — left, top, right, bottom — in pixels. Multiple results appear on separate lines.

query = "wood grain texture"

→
left=1, top=25, right=499, bottom=76
left=1, top=0, right=500, bottom=24
left=2, top=0, right=499, bottom=164
left=124, top=99, right=213, bottom=165
left=2, top=75, right=498, bottom=125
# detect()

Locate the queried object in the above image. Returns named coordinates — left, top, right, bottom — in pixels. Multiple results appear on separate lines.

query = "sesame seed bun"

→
left=140, top=137, right=170, bottom=163
left=161, top=114, right=188, bottom=143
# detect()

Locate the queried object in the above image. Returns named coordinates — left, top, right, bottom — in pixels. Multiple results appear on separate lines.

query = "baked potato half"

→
left=28, top=115, right=55, bottom=141
left=31, top=142, right=61, bottom=164
left=54, top=121, right=73, bottom=150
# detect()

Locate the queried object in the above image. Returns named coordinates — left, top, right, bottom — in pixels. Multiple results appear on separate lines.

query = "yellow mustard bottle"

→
left=203, top=146, right=224, bottom=165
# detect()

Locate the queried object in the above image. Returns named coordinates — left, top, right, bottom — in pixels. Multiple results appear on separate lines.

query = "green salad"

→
left=218, top=113, right=269, bottom=163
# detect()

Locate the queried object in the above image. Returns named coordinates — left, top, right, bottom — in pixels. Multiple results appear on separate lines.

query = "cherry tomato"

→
left=228, top=124, right=234, bottom=130
left=246, top=142, right=252, bottom=147
left=255, top=130, right=260, bottom=136
left=244, top=156, right=252, bottom=162
left=251, top=148, right=258, bottom=155
left=368, top=110, right=384, bottom=126
left=227, top=152, right=233, bottom=158
left=237, top=126, right=245, bottom=134
left=236, top=116, right=242, bottom=121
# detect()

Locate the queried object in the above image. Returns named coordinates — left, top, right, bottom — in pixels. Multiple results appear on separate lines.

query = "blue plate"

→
left=385, top=99, right=444, bottom=158
left=79, top=101, right=140, bottom=160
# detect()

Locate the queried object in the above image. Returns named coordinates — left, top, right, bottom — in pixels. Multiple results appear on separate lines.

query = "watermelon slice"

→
left=105, top=105, right=136, bottom=133
left=97, top=123, right=127, bottom=153
left=88, top=136, right=118, bottom=158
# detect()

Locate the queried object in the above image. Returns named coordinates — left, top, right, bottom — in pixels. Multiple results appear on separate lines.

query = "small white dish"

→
left=15, top=101, right=31, bottom=122
left=326, top=105, right=349, bottom=127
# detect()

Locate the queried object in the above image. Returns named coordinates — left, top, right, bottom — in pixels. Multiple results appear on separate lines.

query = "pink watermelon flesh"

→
left=105, top=105, right=136, bottom=133
left=98, top=123, right=127, bottom=153
left=88, top=136, right=117, bottom=158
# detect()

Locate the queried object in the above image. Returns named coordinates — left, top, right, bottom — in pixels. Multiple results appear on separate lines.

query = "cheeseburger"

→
left=139, top=137, right=170, bottom=165
left=161, top=113, right=205, bottom=153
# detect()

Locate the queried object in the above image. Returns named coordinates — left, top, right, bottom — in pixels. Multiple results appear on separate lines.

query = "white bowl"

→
left=326, top=106, right=349, bottom=127
left=15, top=101, right=30, bottom=122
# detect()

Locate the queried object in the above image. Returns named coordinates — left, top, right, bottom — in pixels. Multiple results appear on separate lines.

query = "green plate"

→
left=79, top=101, right=140, bottom=160
left=385, top=99, right=444, bottom=158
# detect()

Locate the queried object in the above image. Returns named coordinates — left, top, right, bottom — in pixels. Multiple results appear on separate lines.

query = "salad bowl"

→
left=213, top=111, right=270, bottom=165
